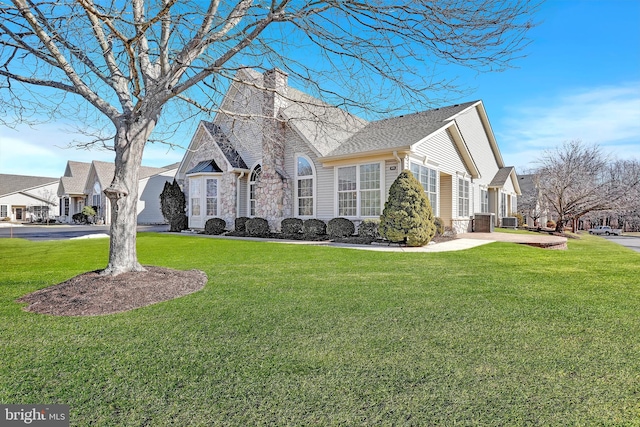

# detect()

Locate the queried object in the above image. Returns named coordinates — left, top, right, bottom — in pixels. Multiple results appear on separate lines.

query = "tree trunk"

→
left=101, top=116, right=156, bottom=276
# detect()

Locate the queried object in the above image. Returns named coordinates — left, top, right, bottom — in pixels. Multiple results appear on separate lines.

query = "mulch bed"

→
left=17, top=266, right=207, bottom=317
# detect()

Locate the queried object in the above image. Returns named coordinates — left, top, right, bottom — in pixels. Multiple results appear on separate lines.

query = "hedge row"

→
left=202, top=216, right=444, bottom=240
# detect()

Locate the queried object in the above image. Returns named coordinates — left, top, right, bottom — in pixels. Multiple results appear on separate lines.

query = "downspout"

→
left=393, top=151, right=402, bottom=172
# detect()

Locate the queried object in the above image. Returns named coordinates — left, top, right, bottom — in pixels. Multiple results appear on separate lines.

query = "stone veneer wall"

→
left=451, top=218, right=472, bottom=234
left=256, top=68, right=292, bottom=230
left=182, top=129, right=239, bottom=229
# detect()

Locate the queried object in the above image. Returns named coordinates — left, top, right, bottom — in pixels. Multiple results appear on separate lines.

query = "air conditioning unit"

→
left=501, top=217, right=517, bottom=228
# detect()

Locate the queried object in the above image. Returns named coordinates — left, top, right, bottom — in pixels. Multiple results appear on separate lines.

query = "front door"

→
left=15, top=207, right=23, bottom=220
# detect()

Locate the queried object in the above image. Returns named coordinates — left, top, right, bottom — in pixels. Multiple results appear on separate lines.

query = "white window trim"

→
left=409, top=161, right=439, bottom=217
left=334, top=161, right=384, bottom=218
left=295, top=154, right=316, bottom=218
left=188, top=173, right=222, bottom=220
left=457, top=174, right=471, bottom=218
left=248, top=164, right=262, bottom=217
left=480, top=186, right=489, bottom=214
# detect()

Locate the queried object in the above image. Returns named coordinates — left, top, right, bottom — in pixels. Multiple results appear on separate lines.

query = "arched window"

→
left=296, top=155, right=315, bottom=217
left=249, top=164, right=262, bottom=217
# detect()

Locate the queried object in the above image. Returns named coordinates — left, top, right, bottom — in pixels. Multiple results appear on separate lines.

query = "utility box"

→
left=474, top=213, right=495, bottom=232
left=501, top=217, right=518, bottom=228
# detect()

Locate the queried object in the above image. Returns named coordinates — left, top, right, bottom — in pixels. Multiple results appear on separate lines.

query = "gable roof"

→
left=281, top=88, right=369, bottom=157
left=58, top=161, right=91, bottom=196
left=201, top=122, right=249, bottom=169
left=325, top=101, right=478, bottom=158
left=489, top=166, right=521, bottom=194
left=0, top=174, right=58, bottom=197
left=84, top=161, right=174, bottom=193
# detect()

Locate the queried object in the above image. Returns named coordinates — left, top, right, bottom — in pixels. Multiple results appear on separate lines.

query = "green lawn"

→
left=1, top=233, right=639, bottom=426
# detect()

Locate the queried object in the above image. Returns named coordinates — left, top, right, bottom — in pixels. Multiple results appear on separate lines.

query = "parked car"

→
left=588, top=225, right=622, bottom=236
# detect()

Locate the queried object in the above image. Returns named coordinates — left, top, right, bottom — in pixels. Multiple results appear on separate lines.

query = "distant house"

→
left=58, top=160, right=179, bottom=225
left=177, top=68, right=520, bottom=232
left=517, top=174, right=549, bottom=227
left=0, top=174, right=59, bottom=222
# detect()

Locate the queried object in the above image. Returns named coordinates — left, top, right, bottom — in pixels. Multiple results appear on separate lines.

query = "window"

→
left=206, top=178, right=218, bottom=216
left=1, top=205, right=8, bottom=218
left=92, top=194, right=101, bottom=216
left=500, top=192, right=507, bottom=218
left=458, top=178, right=470, bottom=217
left=61, top=198, right=69, bottom=216
left=410, top=163, right=438, bottom=214
left=337, top=163, right=381, bottom=217
left=480, top=189, right=489, bottom=213
left=296, top=156, right=315, bottom=216
left=191, top=179, right=201, bottom=216
left=249, top=165, right=262, bottom=217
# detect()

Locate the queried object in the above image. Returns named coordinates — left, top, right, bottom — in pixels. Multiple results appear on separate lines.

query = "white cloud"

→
left=497, top=82, right=640, bottom=171
left=0, top=123, right=186, bottom=177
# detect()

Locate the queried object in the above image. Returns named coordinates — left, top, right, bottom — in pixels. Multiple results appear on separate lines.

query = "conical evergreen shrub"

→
left=379, top=169, right=436, bottom=246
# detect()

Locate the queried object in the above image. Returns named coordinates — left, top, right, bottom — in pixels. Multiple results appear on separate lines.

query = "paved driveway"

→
left=603, top=235, right=640, bottom=253
left=0, top=224, right=168, bottom=241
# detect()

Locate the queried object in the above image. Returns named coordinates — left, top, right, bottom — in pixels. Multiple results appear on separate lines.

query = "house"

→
left=517, top=174, right=549, bottom=228
left=176, top=68, right=520, bottom=233
left=57, top=161, right=92, bottom=223
left=58, top=160, right=179, bottom=225
left=0, top=174, right=59, bottom=222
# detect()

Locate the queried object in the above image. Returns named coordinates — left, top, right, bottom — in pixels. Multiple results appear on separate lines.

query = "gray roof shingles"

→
left=489, top=166, right=515, bottom=187
left=326, top=101, right=478, bottom=157
left=0, top=174, right=58, bottom=197
left=201, top=122, right=249, bottom=170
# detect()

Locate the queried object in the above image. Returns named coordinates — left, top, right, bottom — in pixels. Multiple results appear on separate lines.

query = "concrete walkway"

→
left=198, top=231, right=566, bottom=253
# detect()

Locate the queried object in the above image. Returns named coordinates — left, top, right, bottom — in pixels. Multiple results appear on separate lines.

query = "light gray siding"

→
left=137, top=169, right=176, bottom=224
left=454, top=107, right=500, bottom=187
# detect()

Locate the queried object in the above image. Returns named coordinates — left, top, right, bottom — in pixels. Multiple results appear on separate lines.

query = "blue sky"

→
left=1, top=0, right=639, bottom=178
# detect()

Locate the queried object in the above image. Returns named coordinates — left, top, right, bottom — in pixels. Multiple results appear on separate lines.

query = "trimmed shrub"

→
left=327, top=217, right=355, bottom=238
left=246, top=217, right=270, bottom=236
left=303, top=219, right=326, bottom=236
left=512, top=213, right=525, bottom=227
left=434, top=217, right=444, bottom=236
left=379, top=169, right=436, bottom=247
left=72, top=212, right=88, bottom=224
left=546, top=220, right=556, bottom=229
left=172, top=214, right=188, bottom=232
left=281, top=218, right=303, bottom=234
left=235, top=216, right=250, bottom=232
left=160, top=180, right=187, bottom=232
left=204, top=218, right=227, bottom=235
left=358, top=219, right=380, bottom=239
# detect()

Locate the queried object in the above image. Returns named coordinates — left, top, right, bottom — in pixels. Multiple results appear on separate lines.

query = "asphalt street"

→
left=0, top=224, right=169, bottom=241
left=603, top=235, right=640, bottom=253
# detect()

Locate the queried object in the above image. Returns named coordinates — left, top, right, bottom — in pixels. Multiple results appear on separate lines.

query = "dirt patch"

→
left=17, top=266, right=207, bottom=316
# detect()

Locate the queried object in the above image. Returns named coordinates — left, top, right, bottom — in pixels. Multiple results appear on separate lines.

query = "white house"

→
left=177, top=68, right=520, bottom=233
left=58, top=160, right=179, bottom=225
left=0, top=174, right=59, bottom=222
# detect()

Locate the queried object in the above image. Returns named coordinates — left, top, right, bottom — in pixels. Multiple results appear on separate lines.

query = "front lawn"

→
left=1, top=233, right=638, bottom=426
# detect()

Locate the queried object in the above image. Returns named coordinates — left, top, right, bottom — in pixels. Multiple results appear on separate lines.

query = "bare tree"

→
left=533, top=141, right=640, bottom=233
left=1, top=0, right=539, bottom=275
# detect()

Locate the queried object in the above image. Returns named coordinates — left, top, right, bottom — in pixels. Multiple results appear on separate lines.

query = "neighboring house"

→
left=58, top=160, right=178, bottom=225
left=517, top=174, right=549, bottom=227
left=57, top=160, right=92, bottom=223
left=0, top=174, right=59, bottom=222
left=177, top=68, right=520, bottom=232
